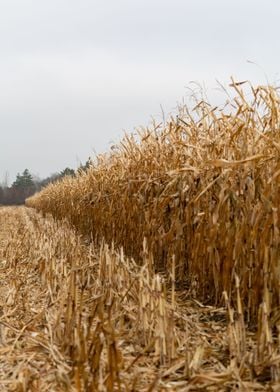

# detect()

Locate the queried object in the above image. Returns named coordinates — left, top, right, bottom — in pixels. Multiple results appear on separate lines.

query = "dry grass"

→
left=0, top=206, right=279, bottom=391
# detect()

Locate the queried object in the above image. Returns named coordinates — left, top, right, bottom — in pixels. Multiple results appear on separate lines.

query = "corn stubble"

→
left=0, top=207, right=231, bottom=390
left=22, top=81, right=280, bottom=389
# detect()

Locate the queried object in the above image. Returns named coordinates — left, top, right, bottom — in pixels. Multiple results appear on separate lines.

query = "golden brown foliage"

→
left=27, top=81, right=280, bottom=324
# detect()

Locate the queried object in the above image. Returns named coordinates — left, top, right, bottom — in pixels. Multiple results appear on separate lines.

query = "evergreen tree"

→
left=12, top=169, right=34, bottom=188
left=60, top=167, right=75, bottom=178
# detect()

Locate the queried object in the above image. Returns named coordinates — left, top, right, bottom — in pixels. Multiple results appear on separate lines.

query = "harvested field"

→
left=0, top=206, right=279, bottom=391
left=2, top=81, right=279, bottom=390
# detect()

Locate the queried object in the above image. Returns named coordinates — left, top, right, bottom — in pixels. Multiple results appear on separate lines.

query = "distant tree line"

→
left=0, top=158, right=92, bottom=206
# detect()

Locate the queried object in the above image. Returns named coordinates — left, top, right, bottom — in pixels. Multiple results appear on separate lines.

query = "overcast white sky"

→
left=0, top=0, right=279, bottom=183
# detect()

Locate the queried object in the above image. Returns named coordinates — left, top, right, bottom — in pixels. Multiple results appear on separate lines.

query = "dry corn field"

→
left=0, top=81, right=279, bottom=390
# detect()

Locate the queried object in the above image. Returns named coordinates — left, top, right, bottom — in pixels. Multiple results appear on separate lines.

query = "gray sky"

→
left=0, top=0, right=279, bottom=183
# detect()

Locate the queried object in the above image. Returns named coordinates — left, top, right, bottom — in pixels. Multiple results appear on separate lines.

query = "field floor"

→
left=0, top=207, right=279, bottom=391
